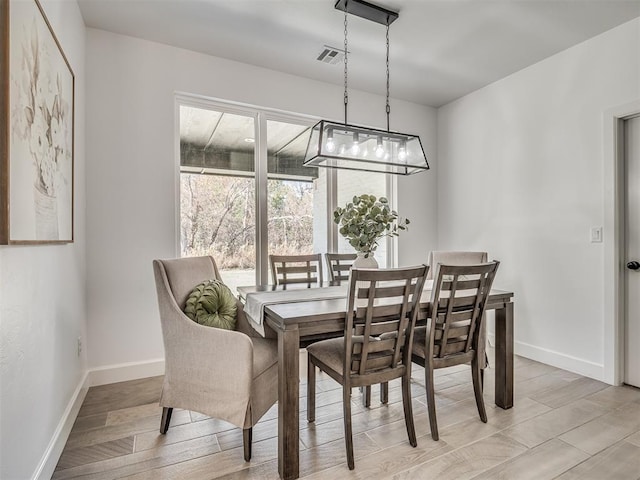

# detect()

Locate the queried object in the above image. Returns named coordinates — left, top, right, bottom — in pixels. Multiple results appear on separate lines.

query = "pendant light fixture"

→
left=303, top=0, right=429, bottom=175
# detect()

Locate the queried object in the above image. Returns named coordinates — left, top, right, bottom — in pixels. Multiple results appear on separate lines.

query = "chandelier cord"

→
left=385, top=21, right=390, bottom=132
left=343, top=5, right=349, bottom=125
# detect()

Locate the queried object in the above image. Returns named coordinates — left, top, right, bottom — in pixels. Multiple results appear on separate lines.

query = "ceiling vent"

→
left=317, top=46, right=345, bottom=65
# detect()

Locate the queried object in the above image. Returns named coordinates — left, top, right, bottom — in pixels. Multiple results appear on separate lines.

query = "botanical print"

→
left=8, top=0, right=73, bottom=242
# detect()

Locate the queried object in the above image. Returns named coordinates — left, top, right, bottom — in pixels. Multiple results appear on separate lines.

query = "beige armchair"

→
left=152, top=256, right=278, bottom=461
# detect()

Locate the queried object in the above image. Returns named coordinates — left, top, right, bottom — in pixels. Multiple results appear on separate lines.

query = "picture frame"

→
left=0, top=0, right=74, bottom=244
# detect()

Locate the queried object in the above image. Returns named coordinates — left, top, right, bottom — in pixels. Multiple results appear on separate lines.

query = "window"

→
left=266, top=118, right=326, bottom=258
left=177, top=96, right=392, bottom=291
left=336, top=170, right=388, bottom=267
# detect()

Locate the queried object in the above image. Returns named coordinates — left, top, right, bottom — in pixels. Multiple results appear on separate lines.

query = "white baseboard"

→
left=88, top=358, right=165, bottom=387
left=31, top=359, right=165, bottom=479
left=488, top=333, right=605, bottom=381
left=32, top=371, right=90, bottom=480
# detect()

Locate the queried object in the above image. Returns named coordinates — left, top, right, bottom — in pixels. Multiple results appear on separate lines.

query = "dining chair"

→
left=426, top=251, right=488, bottom=279
left=152, top=256, right=278, bottom=461
left=325, top=252, right=357, bottom=282
left=269, top=253, right=323, bottom=285
left=427, top=251, right=490, bottom=371
left=307, top=264, right=429, bottom=470
left=412, top=261, right=500, bottom=441
left=368, top=251, right=491, bottom=408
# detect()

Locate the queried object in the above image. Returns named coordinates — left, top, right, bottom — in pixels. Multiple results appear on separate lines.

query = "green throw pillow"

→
left=184, top=279, right=237, bottom=330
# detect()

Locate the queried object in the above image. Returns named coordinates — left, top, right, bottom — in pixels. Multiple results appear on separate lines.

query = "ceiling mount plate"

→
left=334, top=0, right=399, bottom=26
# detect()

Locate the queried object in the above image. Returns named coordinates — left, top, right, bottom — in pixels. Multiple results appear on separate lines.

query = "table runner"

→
left=244, top=286, right=347, bottom=336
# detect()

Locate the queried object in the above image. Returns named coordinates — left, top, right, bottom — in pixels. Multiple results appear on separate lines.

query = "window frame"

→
left=175, top=93, right=397, bottom=284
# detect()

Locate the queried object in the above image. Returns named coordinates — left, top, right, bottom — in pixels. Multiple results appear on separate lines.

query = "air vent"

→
left=317, top=46, right=345, bottom=65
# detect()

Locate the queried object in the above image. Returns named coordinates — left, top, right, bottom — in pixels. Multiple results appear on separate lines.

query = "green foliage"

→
left=333, top=194, right=410, bottom=258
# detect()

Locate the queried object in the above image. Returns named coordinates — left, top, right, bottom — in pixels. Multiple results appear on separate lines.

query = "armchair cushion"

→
left=184, top=279, right=237, bottom=330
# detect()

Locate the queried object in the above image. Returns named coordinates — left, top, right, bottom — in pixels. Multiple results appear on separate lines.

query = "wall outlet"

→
left=77, top=337, right=82, bottom=357
left=590, top=226, right=603, bottom=243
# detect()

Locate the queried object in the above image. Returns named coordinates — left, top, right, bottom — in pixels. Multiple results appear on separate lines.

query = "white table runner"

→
left=244, top=286, right=347, bottom=336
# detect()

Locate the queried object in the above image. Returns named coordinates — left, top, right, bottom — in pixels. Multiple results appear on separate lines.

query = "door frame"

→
left=604, top=100, right=640, bottom=385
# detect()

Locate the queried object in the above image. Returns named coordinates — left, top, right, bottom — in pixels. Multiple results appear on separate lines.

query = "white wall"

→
left=85, top=29, right=437, bottom=371
left=0, top=1, right=87, bottom=479
left=437, top=18, right=640, bottom=380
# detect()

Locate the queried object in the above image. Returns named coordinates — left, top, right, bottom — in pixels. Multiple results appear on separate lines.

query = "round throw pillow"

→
left=184, top=279, right=237, bottom=330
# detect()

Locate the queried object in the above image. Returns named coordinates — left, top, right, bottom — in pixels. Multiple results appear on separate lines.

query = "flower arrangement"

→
left=13, top=21, right=71, bottom=197
left=333, top=194, right=410, bottom=258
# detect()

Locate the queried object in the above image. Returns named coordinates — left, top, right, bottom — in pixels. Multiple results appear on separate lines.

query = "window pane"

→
left=179, top=106, right=256, bottom=294
left=266, top=120, right=327, bottom=258
left=336, top=170, right=388, bottom=267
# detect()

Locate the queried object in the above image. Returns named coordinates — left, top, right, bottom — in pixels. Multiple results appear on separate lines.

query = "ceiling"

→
left=77, top=0, right=640, bottom=107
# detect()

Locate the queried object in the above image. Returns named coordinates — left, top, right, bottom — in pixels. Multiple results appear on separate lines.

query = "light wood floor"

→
left=54, top=349, right=640, bottom=479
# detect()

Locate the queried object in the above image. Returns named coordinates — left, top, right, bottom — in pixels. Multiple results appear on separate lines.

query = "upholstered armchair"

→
left=152, top=256, right=278, bottom=461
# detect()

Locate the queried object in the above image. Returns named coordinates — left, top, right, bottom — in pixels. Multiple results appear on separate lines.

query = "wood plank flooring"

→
left=54, top=349, right=640, bottom=479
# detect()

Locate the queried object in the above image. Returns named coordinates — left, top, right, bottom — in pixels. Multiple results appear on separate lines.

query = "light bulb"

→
left=351, top=133, right=360, bottom=155
left=398, top=140, right=407, bottom=161
left=375, top=137, right=385, bottom=158
left=325, top=128, right=335, bottom=153
left=326, top=138, right=335, bottom=153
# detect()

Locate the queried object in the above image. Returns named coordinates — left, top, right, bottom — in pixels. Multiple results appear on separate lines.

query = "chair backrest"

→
left=154, top=256, right=221, bottom=309
left=426, top=251, right=488, bottom=279
left=344, top=265, right=428, bottom=379
left=325, top=253, right=357, bottom=282
left=428, top=261, right=499, bottom=361
left=269, top=254, right=323, bottom=285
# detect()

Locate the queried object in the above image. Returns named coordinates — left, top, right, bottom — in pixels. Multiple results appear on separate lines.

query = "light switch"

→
left=590, top=226, right=603, bottom=243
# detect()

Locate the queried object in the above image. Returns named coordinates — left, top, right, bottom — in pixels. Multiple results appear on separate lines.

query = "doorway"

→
left=624, top=115, right=640, bottom=388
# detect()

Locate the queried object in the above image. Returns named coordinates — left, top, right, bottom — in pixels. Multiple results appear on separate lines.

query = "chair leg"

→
left=471, top=356, right=488, bottom=423
left=307, top=355, right=316, bottom=423
left=160, top=407, right=173, bottom=434
left=425, top=366, right=439, bottom=441
left=380, top=382, right=389, bottom=404
left=362, top=386, right=371, bottom=407
left=401, top=376, right=417, bottom=447
left=343, top=385, right=355, bottom=470
left=243, top=428, right=252, bottom=461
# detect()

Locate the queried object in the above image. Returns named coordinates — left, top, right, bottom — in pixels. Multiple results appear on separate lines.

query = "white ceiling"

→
left=77, top=0, right=640, bottom=107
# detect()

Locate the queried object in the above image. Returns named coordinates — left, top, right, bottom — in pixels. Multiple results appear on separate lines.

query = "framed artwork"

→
left=0, top=0, right=74, bottom=244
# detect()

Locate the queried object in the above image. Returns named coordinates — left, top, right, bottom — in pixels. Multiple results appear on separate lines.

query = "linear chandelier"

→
left=303, top=0, right=429, bottom=175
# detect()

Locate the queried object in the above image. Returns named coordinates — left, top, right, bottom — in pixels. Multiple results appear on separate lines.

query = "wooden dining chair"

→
left=269, top=254, right=323, bottom=286
left=427, top=251, right=491, bottom=376
left=412, top=261, right=500, bottom=441
left=307, top=265, right=428, bottom=470
left=426, top=251, right=488, bottom=279
left=325, top=253, right=357, bottom=282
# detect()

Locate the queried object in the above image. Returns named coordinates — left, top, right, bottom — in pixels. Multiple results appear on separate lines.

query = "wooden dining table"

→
left=238, top=283, right=515, bottom=480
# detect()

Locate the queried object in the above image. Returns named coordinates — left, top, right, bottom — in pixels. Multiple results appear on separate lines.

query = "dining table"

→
left=237, top=282, right=514, bottom=480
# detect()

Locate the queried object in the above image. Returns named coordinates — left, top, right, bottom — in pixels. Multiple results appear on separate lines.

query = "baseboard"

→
left=32, top=371, right=90, bottom=480
left=30, top=359, right=165, bottom=479
left=488, top=333, right=605, bottom=381
left=88, top=358, right=165, bottom=387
